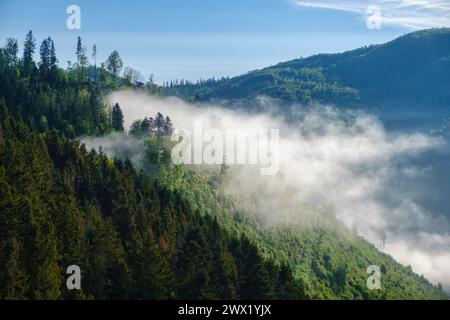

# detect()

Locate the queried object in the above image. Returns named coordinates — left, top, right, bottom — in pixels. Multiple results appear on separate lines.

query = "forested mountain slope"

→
left=164, top=28, right=450, bottom=114
left=0, top=32, right=447, bottom=299
left=133, top=135, right=447, bottom=299
left=0, top=34, right=302, bottom=299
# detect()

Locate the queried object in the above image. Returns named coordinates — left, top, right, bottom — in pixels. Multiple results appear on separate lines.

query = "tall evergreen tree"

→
left=141, top=117, right=152, bottom=134
left=164, top=116, right=173, bottom=135
left=4, top=38, right=18, bottom=67
left=155, top=112, right=165, bottom=136
left=129, top=119, right=144, bottom=136
left=22, top=30, right=36, bottom=77
left=39, top=38, right=50, bottom=77
left=111, top=103, right=125, bottom=132
left=49, top=38, right=58, bottom=78
left=92, top=44, right=97, bottom=82
left=75, top=36, right=88, bottom=81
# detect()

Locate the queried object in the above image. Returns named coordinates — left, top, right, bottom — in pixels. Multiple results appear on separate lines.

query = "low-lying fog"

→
left=82, top=91, right=450, bottom=292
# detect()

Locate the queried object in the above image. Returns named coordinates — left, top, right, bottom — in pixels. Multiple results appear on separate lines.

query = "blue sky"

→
left=0, top=0, right=439, bottom=83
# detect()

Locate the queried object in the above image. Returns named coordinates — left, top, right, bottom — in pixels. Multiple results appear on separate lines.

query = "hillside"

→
left=82, top=129, right=448, bottom=299
left=0, top=32, right=447, bottom=299
left=0, top=34, right=303, bottom=299
left=164, top=28, right=450, bottom=114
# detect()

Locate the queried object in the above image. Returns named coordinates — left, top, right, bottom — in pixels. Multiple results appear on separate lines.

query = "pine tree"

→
left=164, top=116, right=173, bottom=135
left=111, top=103, right=124, bottom=132
left=155, top=112, right=165, bottom=136
left=76, top=37, right=88, bottom=82
left=4, top=38, right=18, bottom=67
left=22, top=30, right=36, bottom=77
left=0, top=236, right=28, bottom=299
left=49, top=38, right=58, bottom=79
left=129, top=119, right=143, bottom=136
left=92, top=44, right=97, bottom=82
left=39, top=38, right=50, bottom=77
left=141, top=117, right=152, bottom=134
left=236, top=237, right=275, bottom=299
left=131, top=228, right=172, bottom=299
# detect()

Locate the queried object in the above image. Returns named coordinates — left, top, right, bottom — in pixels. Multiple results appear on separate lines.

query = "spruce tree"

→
left=155, top=112, right=165, bottom=136
left=4, top=38, right=18, bottom=67
left=49, top=38, right=58, bottom=79
left=111, top=103, right=124, bottom=132
left=39, top=38, right=50, bottom=77
left=164, top=116, right=173, bottom=135
left=76, top=37, right=88, bottom=82
left=22, top=30, right=36, bottom=77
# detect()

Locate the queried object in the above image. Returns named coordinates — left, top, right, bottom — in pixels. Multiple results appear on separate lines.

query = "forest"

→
left=0, top=31, right=307, bottom=300
left=164, top=28, right=450, bottom=116
left=0, top=31, right=447, bottom=299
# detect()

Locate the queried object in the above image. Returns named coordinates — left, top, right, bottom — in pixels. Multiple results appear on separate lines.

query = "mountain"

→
left=164, top=28, right=450, bottom=116
left=0, top=35, right=302, bottom=300
left=0, top=31, right=447, bottom=299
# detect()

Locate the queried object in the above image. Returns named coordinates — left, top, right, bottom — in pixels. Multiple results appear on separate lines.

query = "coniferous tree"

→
left=39, top=37, right=57, bottom=81
left=129, top=119, right=143, bottom=136
left=39, top=38, right=50, bottom=77
left=155, top=112, right=165, bottom=136
left=92, top=44, right=97, bottom=82
left=164, top=116, right=173, bottom=135
left=49, top=39, right=58, bottom=79
left=4, top=38, right=18, bottom=67
left=141, top=117, right=152, bottom=134
left=22, top=30, right=36, bottom=77
left=76, top=36, right=88, bottom=82
left=111, top=103, right=125, bottom=132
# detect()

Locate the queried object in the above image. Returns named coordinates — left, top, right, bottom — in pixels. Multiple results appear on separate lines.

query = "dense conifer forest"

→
left=0, top=32, right=447, bottom=299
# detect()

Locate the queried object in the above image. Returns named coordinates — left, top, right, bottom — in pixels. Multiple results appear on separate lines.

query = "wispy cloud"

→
left=294, top=0, right=450, bottom=29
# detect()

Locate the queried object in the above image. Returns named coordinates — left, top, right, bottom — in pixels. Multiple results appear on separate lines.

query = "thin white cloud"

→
left=294, top=0, right=450, bottom=29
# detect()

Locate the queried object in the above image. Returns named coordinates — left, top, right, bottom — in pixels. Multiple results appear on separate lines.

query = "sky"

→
left=0, top=0, right=448, bottom=83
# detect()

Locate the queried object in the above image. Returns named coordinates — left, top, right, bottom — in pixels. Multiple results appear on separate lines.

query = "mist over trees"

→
left=0, top=30, right=309, bottom=300
left=0, top=31, right=447, bottom=300
left=129, top=112, right=173, bottom=137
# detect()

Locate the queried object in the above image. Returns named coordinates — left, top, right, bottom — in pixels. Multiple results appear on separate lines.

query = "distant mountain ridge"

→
left=164, top=28, right=450, bottom=114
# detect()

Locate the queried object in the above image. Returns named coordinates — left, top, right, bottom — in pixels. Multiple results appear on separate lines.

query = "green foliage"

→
left=0, top=40, right=111, bottom=136
left=129, top=113, right=173, bottom=137
left=0, top=30, right=448, bottom=300
left=105, top=50, right=123, bottom=87
left=164, top=28, right=450, bottom=113
left=137, top=136, right=447, bottom=300
left=111, top=103, right=124, bottom=132
left=22, top=30, right=36, bottom=78
left=0, top=100, right=299, bottom=299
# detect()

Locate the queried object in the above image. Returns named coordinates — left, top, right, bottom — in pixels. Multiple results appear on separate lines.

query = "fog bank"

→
left=84, top=90, right=450, bottom=291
